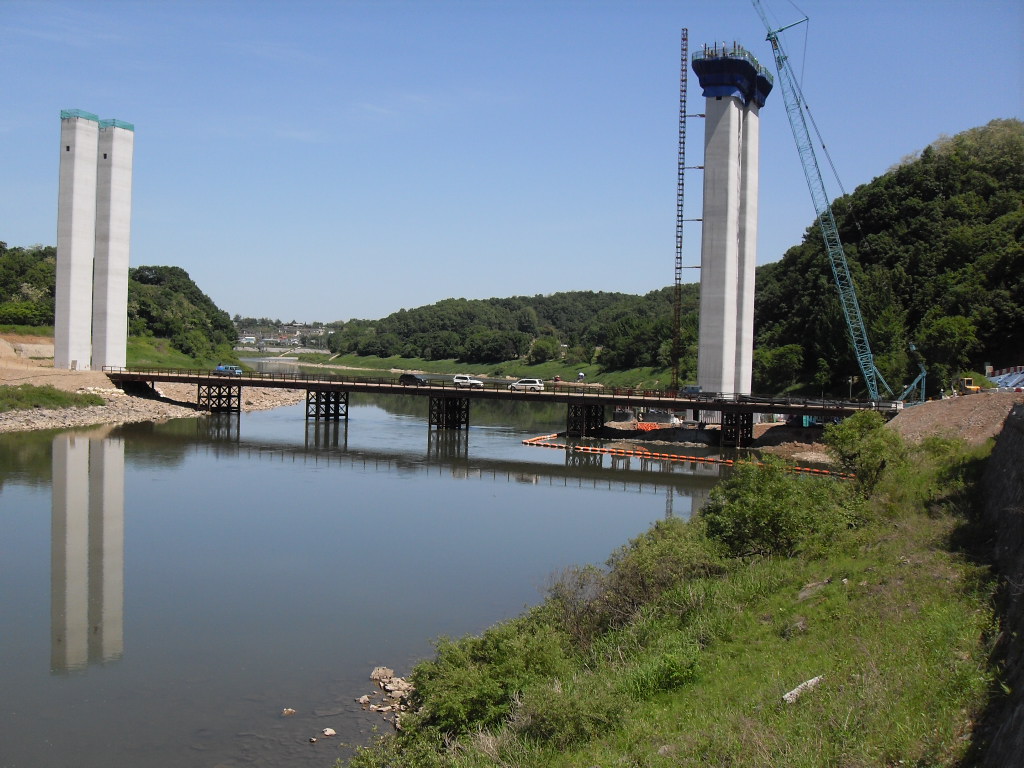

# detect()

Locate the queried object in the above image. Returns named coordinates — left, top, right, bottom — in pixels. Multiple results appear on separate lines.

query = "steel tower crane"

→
left=752, top=1, right=894, bottom=401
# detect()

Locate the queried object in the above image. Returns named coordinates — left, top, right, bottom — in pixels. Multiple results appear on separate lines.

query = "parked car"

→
left=398, top=373, right=429, bottom=386
left=215, top=364, right=243, bottom=376
left=509, top=378, right=544, bottom=392
left=453, top=374, right=484, bottom=388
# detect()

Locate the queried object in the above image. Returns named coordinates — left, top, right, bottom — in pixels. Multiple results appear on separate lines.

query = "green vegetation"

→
left=0, top=245, right=237, bottom=363
left=0, top=243, right=55, bottom=325
left=128, top=265, right=237, bottom=362
left=296, top=351, right=667, bottom=388
left=0, top=324, right=54, bottom=337
left=126, top=335, right=242, bottom=370
left=321, top=287, right=698, bottom=385
left=756, top=118, right=1023, bottom=396
left=342, top=419, right=996, bottom=767
left=0, top=384, right=104, bottom=413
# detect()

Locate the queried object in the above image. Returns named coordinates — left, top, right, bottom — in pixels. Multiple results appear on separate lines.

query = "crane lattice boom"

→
left=753, top=0, right=893, bottom=400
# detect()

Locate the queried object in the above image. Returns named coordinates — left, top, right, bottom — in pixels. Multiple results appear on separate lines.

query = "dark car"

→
left=398, top=373, right=429, bottom=386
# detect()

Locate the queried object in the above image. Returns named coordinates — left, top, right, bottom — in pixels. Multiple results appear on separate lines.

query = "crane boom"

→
left=753, top=0, right=893, bottom=400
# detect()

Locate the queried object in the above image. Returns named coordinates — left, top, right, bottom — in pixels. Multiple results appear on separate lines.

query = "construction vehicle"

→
left=752, top=1, right=925, bottom=403
left=956, top=377, right=981, bottom=395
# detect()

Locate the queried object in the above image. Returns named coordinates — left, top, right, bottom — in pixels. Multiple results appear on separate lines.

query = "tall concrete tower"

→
left=692, top=45, right=772, bottom=395
left=92, top=120, right=135, bottom=369
left=55, top=110, right=100, bottom=370
left=55, top=109, right=134, bottom=370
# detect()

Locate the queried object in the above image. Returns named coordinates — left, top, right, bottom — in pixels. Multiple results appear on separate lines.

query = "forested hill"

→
left=127, top=266, right=236, bottom=359
left=326, top=286, right=701, bottom=373
left=0, top=248, right=234, bottom=361
left=754, top=118, right=1023, bottom=395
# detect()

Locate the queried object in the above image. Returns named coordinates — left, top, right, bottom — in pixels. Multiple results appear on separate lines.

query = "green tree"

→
left=701, top=457, right=862, bottom=557
left=823, top=410, right=906, bottom=492
left=917, top=313, right=980, bottom=392
left=527, top=335, right=561, bottom=365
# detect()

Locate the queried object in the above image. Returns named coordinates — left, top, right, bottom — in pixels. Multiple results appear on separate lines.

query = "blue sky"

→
left=3, top=0, right=1021, bottom=323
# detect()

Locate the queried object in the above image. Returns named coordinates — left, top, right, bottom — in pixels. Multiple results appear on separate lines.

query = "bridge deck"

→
left=103, top=367, right=901, bottom=419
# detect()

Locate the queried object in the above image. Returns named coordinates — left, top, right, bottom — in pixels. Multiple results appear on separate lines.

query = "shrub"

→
left=508, top=676, right=621, bottom=748
left=622, top=642, right=699, bottom=700
left=701, top=457, right=863, bottom=558
left=824, top=410, right=906, bottom=492
left=546, top=518, right=723, bottom=644
left=408, top=618, right=573, bottom=736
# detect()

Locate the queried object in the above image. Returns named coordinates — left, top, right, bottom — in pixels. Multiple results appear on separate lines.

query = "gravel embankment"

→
left=0, top=383, right=306, bottom=434
left=0, top=361, right=305, bottom=434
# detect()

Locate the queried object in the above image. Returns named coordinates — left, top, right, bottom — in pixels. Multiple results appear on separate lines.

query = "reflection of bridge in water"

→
left=165, top=415, right=722, bottom=508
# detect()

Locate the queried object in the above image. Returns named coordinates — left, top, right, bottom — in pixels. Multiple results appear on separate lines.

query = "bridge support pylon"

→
left=567, top=402, right=605, bottom=437
left=429, top=396, right=470, bottom=429
left=197, top=383, right=241, bottom=413
left=722, top=412, right=753, bottom=447
left=306, top=389, right=349, bottom=421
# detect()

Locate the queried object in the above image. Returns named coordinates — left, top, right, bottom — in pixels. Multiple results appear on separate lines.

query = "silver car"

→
left=508, top=378, right=544, bottom=392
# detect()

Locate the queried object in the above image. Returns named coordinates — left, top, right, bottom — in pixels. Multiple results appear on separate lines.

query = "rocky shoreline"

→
left=0, top=381, right=305, bottom=434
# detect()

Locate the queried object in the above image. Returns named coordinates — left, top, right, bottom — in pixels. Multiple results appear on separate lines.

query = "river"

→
left=0, top=388, right=723, bottom=768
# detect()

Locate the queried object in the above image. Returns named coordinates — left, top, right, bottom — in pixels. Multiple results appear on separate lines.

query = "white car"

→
left=453, top=374, right=484, bottom=388
left=509, top=378, right=544, bottom=392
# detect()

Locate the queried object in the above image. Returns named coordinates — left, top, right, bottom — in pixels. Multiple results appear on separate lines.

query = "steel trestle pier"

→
left=197, top=382, right=241, bottom=412
left=429, top=396, right=470, bottom=430
left=567, top=402, right=605, bottom=437
left=104, top=367, right=904, bottom=447
left=306, top=389, right=348, bottom=420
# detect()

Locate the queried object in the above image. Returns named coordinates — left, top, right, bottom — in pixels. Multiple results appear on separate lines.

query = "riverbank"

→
left=345, top=412, right=1003, bottom=768
left=0, top=359, right=304, bottom=434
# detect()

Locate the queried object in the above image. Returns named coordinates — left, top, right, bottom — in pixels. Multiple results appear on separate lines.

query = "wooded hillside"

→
left=0, top=247, right=234, bottom=361
left=755, top=118, right=1023, bottom=395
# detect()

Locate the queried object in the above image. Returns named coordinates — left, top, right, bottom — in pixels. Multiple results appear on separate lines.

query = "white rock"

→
left=782, top=675, right=823, bottom=704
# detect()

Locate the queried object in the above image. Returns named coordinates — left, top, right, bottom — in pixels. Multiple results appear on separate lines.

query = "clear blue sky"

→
left=3, top=0, right=1021, bottom=323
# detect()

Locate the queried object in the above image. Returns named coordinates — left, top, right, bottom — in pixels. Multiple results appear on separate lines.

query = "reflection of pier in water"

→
left=45, top=416, right=718, bottom=674
left=169, top=415, right=721, bottom=510
left=51, top=434, right=125, bottom=674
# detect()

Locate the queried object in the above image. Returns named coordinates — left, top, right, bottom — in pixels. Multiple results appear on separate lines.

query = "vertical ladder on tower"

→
left=671, top=28, right=689, bottom=393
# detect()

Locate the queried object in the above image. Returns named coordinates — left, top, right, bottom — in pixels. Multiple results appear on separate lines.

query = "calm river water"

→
left=0, top=389, right=723, bottom=768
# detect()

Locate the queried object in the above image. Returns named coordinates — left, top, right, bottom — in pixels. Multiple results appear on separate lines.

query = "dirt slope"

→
left=887, top=392, right=1024, bottom=445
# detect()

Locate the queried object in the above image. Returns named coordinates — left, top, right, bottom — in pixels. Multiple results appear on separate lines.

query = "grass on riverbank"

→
left=342, top=416, right=996, bottom=768
left=0, top=384, right=104, bottom=413
left=122, top=337, right=243, bottom=370
left=296, top=352, right=671, bottom=389
left=0, top=323, right=55, bottom=337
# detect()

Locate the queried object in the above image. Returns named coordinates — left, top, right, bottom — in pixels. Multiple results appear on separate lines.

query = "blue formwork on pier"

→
left=692, top=44, right=773, bottom=107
